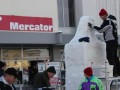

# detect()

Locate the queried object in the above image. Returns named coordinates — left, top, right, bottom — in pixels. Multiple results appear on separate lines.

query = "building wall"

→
left=53, top=46, right=64, bottom=61
left=0, top=0, right=58, bottom=32
left=1, top=0, right=120, bottom=61
left=74, top=0, right=120, bottom=35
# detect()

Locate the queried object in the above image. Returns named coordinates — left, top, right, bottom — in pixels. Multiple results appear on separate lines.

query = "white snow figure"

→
left=64, top=16, right=113, bottom=90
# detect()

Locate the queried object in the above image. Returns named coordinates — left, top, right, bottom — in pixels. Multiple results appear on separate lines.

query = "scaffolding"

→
left=91, top=62, right=120, bottom=90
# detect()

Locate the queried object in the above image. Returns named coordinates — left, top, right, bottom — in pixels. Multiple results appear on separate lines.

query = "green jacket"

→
left=78, top=75, right=104, bottom=90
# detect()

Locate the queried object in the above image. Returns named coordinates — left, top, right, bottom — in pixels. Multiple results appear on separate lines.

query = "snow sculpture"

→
left=64, top=16, right=113, bottom=90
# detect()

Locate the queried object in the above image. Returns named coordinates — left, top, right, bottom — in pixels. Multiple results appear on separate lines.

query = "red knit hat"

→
left=99, top=9, right=108, bottom=16
left=84, top=67, right=93, bottom=76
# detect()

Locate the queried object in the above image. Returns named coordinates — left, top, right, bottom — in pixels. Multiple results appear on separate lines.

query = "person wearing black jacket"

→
left=0, top=81, right=13, bottom=90
left=33, top=66, right=56, bottom=90
left=89, top=8, right=120, bottom=76
left=0, top=68, right=20, bottom=90
left=0, top=61, right=6, bottom=77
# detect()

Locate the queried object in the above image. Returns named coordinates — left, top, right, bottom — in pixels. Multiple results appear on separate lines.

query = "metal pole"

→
left=105, top=62, right=108, bottom=90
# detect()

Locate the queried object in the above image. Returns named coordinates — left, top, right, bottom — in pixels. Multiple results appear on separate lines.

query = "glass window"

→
left=23, top=48, right=49, bottom=60
left=3, top=48, right=21, bottom=60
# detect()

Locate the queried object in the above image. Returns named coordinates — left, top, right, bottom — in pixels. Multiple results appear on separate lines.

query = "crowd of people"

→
left=0, top=60, right=104, bottom=90
left=0, top=60, right=57, bottom=90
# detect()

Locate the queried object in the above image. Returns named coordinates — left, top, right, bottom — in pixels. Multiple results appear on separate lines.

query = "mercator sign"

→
left=0, top=15, right=53, bottom=32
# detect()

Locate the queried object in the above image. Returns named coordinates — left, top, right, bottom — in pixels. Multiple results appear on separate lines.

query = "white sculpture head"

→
left=69, top=16, right=96, bottom=44
left=77, top=16, right=95, bottom=37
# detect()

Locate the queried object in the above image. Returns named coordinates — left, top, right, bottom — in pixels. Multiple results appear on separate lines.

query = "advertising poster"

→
left=47, top=62, right=61, bottom=87
left=37, top=63, right=45, bottom=72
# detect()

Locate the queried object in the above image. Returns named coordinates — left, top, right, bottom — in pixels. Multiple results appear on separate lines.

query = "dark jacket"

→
left=0, top=76, right=16, bottom=90
left=0, top=81, right=12, bottom=90
left=33, top=71, right=50, bottom=88
left=94, top=15, right=118, bottom=42
left=0, top=69, right=4, bottom=77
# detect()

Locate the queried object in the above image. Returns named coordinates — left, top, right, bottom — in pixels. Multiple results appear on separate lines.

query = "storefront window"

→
left=3, top=48, right=21, bottom=60
left=1, top=47, right=50, bottom=85
left=23, top=48, right=49, bottom=60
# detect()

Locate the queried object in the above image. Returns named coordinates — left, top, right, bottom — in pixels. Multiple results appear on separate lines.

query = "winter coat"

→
left=94, top=15, right=118, bottom=42
left=0, top=81, right=12, bottom=90
left=0, top=76, right=16, bottom=90
left=0, top=69, right=4, bottom=77
left=78, top=75, right=104, bottom=90
left=33, top=71, right=50, bottom=89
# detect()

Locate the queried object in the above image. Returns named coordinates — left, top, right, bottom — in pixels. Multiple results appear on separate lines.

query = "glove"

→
left=94, top=26, right=100, bottom=31
left=94, top=26, right=98, bottom=29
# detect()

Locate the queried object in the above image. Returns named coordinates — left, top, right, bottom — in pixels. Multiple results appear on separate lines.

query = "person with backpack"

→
left=78, top=67, right=104, bottom=90
left=88, top=8, right=120, bottom=76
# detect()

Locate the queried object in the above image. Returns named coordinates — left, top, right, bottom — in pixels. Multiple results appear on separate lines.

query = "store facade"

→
left=1, top=0, right=120, bottom=89
left=0, top=0, right=75, bottom=88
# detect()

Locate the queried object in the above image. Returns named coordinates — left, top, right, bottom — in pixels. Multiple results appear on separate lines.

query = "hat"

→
left=84, top=67, right=93, bottom=76
left=99, top=9, right=108, bottom=16
left=46, top=66, right=56, bottom=74
left=5, top=68, right=19, bottom=79
left=0, top=61, right=6, bottom=69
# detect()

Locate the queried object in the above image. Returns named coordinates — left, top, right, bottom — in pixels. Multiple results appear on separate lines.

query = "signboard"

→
left=38, top=63, right=46, bottom=72
left=0, top=15, right=53, bottom=32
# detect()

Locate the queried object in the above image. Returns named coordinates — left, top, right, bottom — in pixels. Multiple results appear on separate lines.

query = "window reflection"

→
left=3, top=48, right=21, bottom=60
left=23, top=48, right=49, bottom=60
